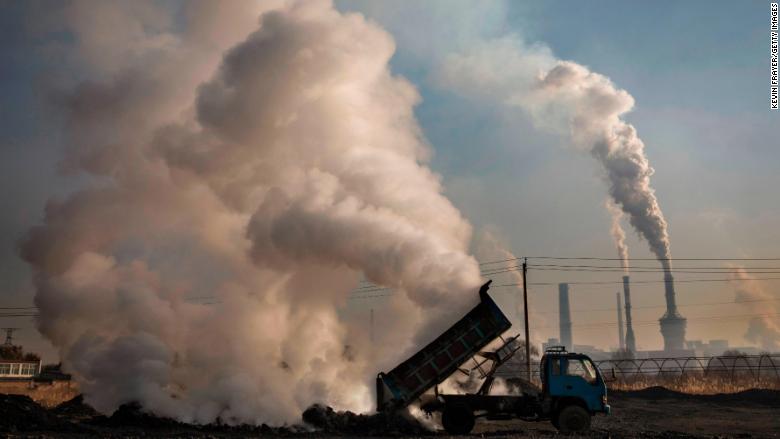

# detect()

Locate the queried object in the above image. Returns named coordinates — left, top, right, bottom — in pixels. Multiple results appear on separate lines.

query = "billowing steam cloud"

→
left=605, top=199, right=630, bottom=273
left=21, top=0, right=481, bottom=424
left=729, top=267, right=780, bottom=351
left=474, top=228, right=545, bottom=337
left=438, top=37, right=673, bottom=270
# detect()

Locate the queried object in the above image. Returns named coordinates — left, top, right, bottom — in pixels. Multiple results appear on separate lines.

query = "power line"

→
left=531, top=297, right=780, bottom=315
left=531, top=256, right=780, bottom=261
left=353, top=263, right=755, bottom=294
left=8, top=257, right=780, bottom=305
left=347, top=294, right=394, bottom=300
left=483, top=265, right=780, bottom=275
left=351, top=275, right=780, bottom=296
left=531, top=268, right=780, bottom=274
left=530, top=263, right=780, bottom=270
left=533, top=312, right=780, bottom=331
left=478, top=255, right=780, bottom=266
left=493, top=276, right=780, bottom=288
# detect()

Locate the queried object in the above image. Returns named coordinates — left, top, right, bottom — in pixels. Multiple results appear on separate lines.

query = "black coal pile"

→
left=302, top=404, right=431, bottom=436
left=52, top=394, right=100, bottom=419
left=0, top=394, right=80, bottom=433
left=91, top=401, right=184, bottom=429
left=613, top=386, right=780, bottom=407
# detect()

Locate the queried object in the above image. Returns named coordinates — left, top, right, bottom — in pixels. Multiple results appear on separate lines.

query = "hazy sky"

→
left=1, top=0, right=778, bottom=361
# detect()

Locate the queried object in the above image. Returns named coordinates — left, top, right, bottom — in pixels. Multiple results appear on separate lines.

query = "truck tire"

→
left=442, top=403, right=475, bottom=435
left=555, top=405, right=591, bottom=433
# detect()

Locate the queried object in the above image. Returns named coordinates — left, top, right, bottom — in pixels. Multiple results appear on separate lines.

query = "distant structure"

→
left=3, top=328, right=19, bottom=346
left=659, top=272, right=687, bottom=351
left=622, top=276, right=636, bottom=353
left=616, top=292, right=625, bottom=350
left=558, top=283, right=572, bottom=351
left=685, top=339, right=730, bottom=356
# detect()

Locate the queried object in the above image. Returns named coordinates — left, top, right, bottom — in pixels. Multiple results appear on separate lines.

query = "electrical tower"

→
left=2, top=328, right=20, bottom=346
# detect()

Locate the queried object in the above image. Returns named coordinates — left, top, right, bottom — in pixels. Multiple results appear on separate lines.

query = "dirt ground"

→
left=1, top=387, right=778, bottom=438
left=471, top=387, right=780, bottom=438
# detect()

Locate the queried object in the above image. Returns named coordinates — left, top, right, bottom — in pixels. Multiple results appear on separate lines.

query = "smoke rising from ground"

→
left=438, top=37, right=673, bottom=270
left=729, top=267, right=780, bottom=351
left=20, top=0, right=481, bottom=424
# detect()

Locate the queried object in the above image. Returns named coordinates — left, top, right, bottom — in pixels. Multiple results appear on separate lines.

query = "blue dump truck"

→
left=376, top=280, right=610, bottom=434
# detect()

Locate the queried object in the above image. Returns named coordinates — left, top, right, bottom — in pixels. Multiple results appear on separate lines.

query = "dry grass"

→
left=608, top=372, right=780, bottom=394
left=0, top=380, right=79, bottom=407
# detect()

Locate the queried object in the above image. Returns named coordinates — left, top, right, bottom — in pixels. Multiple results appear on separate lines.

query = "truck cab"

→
left=540, top=346, right=611, bottom=431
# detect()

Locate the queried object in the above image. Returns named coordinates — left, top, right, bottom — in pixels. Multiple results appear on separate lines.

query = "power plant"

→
left=558, top=283, right=572, bottom=351
left=659, top=271, right=687, bottom=351
left=622, top=276, right=637, bottom=353
left=610, top=273, right=690, bottom=354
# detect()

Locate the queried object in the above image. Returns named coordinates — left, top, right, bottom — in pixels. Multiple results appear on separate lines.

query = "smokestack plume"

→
left=606, top=199, right=629, bottom=273
left=558, top=283, right=572, bottom=351
left=659, top=271, right=687, bottom=351
left=439, top=38, right=675, bottom=274
left=663, top=271, right=680, bottom=315
left=729, top=266, right=780, bottom=350
left=622, top=276, right=636, bottom=353
left=616, top=292, right=625, bottom=350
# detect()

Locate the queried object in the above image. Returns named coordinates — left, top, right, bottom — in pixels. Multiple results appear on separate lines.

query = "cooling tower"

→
left=616, top=292, right=625, bottom=350
left=659, top=271, right=687, bottom=351
left=558, top=283, right=572, bottom=350
left=622, top=276, right=636, bottom=353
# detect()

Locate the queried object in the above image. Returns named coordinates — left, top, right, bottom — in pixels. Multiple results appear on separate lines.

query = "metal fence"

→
left=495, top=354, right=780, bottom=392
left=594, top=354, right=780, bottom=380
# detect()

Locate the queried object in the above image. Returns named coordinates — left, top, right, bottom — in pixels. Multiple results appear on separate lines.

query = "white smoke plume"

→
left=605, top=199, right=629, bottom=273
left=474, top=228, right=546, bottom=341
left=729, top=267, right=780, bottom=351
left=476, top=230, right=523, bottom=319
left=20, top=0, right=482, bottom=424
left=438, top=37, right=673, bottom=270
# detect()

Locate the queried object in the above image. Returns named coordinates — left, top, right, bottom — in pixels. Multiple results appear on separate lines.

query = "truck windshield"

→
left=565, top=358, right=598, bottom=384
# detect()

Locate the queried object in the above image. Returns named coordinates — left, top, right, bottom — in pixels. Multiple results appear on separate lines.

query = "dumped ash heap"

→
left=659, top=271, right=687, bottom=351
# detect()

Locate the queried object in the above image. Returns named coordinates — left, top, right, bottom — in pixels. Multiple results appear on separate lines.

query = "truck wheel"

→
left=555, top=405, right=590, bottom=434
left=442, top=403, right=475, bottom=435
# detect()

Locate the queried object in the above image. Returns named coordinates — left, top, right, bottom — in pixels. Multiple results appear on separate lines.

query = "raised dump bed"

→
left=376, top=280, right=511, bottom=411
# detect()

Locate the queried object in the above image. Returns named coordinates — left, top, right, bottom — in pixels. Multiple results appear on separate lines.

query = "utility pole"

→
left=521, top=258, right=531, bottom=382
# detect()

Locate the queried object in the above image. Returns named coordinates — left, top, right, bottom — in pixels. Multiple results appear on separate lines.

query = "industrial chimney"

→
left=616, top=292, right=625, bottom=350
left=622, top=276, right=636, bottom=353
left=659, top=271, right=687, bottom=351
left=558, top=283, right=572, bottom=351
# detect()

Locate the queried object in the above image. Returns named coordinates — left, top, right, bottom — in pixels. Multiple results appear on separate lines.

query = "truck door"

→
left=556, top=357, right=602, bottom=411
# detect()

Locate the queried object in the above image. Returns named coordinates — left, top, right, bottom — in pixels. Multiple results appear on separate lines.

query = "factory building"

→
left=0, top=360, right=40, bottom=380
